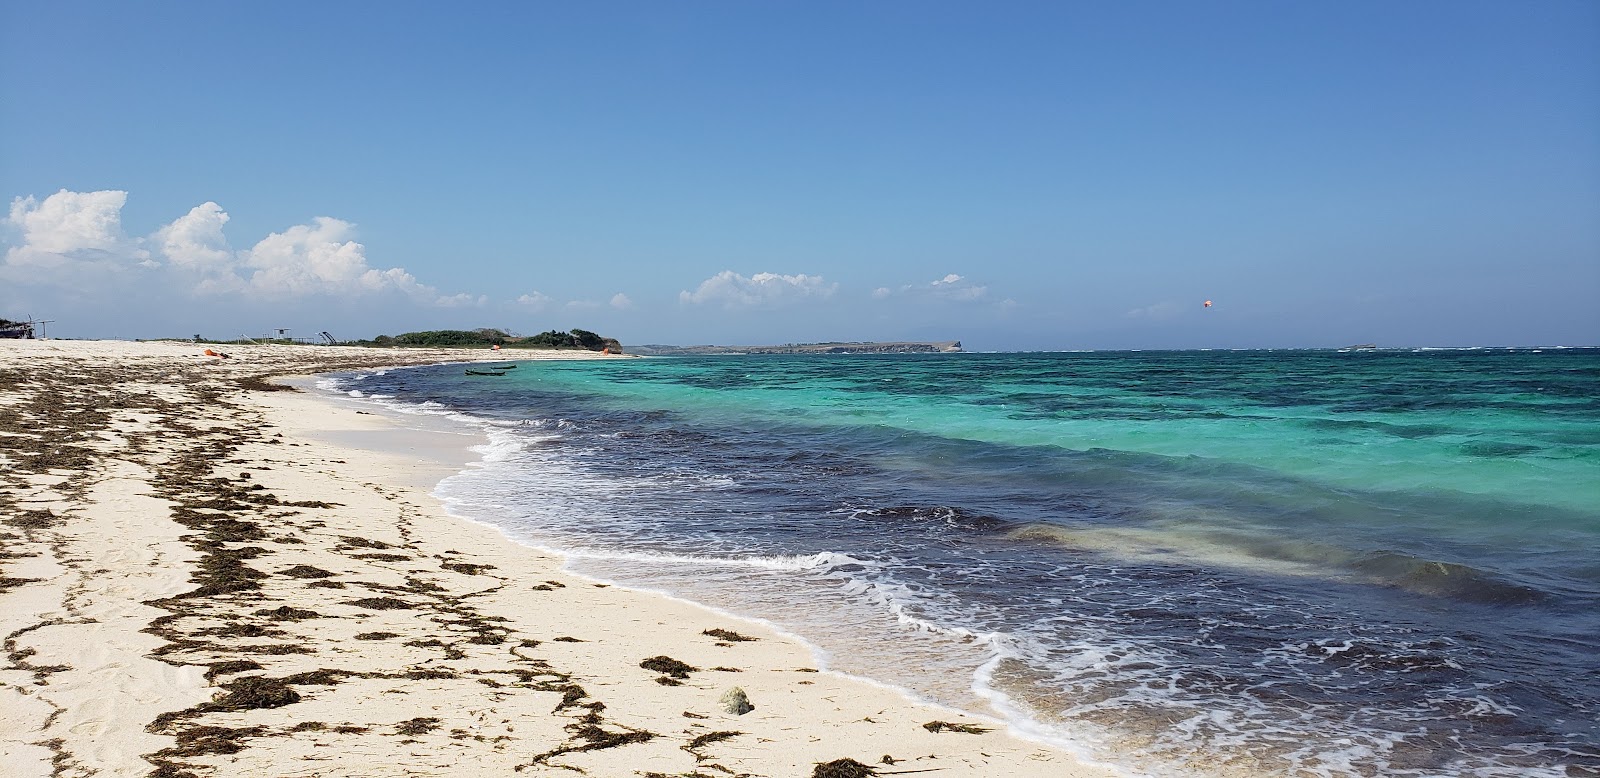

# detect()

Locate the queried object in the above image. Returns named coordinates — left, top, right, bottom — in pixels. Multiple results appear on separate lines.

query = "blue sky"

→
left=2, top=1, right=1596, bottom=349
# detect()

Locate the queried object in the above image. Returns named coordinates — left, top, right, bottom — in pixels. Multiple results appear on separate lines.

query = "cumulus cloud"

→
left=871, top=287, right=892, bottom=299
left=678, top=270, right=837, bottom=307
left=239, top=217, right=427, bottom=298
left=154, top=202, right=232, bottom=271
left=3, top=189, right=477, bottom=306
left=4, top=189, right=147, bottom=270
left=609, top=292, right=633, bottom=310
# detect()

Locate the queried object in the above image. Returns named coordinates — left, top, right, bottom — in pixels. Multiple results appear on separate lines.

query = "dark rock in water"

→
left=719, top=686, right=754, bottom=715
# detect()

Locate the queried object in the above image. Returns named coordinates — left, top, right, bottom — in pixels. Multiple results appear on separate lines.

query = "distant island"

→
left=629, top=341, right=962, bottom=356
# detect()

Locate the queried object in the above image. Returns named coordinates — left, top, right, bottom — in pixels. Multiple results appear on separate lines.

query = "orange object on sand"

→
left=204, top=348, right=218, bottom=356
left=602, top=347, right=610, bottom=355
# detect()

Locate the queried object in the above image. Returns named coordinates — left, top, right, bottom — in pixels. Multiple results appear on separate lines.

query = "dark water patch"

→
left=1348, top=552, right=1550, bottom=605
left=1461, top=441, right=1544, bottom=458
left=853, top=505, right=1011, bottom=532
left=1299, top=417, right=1452, bottom=439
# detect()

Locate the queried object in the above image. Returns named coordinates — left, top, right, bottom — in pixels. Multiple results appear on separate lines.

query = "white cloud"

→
left=610, top=292, right=633, bottom=309
left=927, top=273, right=987, bottom=301
left=517, top=291, right=553, bottom=310
left=434, top=293, right=486, bottom=308
left=239, top=217, right=425, bottom=298
left=877, top=273, right=989, bottom=302
left=678, top=270, right=837, bottom=307
left=154, top=202, right=232, bottom=271
left=4, top=189, right=147, bottom=270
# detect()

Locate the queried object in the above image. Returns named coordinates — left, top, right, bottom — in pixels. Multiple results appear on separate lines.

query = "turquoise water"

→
left=339, top=349, right=1600, bottom=777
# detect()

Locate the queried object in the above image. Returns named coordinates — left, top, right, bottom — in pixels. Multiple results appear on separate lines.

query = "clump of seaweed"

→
left=524, top=723, right=657, bottom=767
left=350, top=552, right=411, bottom=562
left=156, top=725, right=267, bottom=757
left=640, top=656, right=698, bottom=679
left=812, top=759, right=879, bottom=778
left=281, top=668, right=352, bottom=685
left=685, top=730, right=741, bottom=751
left=203, top=660, right=263, bottom=681
left=395, top=717, right=441, bottom=736
left=4, top=510, right=59, bottom=530
left=702, top=628, right=756, bottom=642
left=253, top=605, right=321, bottom=621
left=441, top=562, right=494, bottom=575
left=354, top=631, right=401, bottom=640
left=210, top=676, right=300, bottom=710
left=922, top=720, right=989, bottom=734
left=277, top=565, right=335, bottom=579
left=343, top=597, right=414, bottom=610
left=338, top=535, right=392, bottom=550
left=236, top=376, right=297, bottom=393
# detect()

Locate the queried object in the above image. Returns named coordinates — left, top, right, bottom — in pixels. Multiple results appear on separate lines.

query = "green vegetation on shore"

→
left=353, top=328, right=620, bottom=352
left=176, top=328, right=622, bottom=352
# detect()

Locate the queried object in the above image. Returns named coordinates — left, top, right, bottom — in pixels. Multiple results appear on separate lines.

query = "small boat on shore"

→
left=465, top=369, right=506, bottom=376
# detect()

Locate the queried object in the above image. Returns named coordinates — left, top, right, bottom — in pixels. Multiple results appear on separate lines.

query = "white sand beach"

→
left=0, top=339, right=1118, bottom=777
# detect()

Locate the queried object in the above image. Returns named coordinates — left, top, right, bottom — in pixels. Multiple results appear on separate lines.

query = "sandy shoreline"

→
left=0, top=339, right=1118, bottom=777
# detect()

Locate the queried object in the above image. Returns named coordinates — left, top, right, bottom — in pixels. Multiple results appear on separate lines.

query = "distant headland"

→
left=629, top=341, right=963, bottom=356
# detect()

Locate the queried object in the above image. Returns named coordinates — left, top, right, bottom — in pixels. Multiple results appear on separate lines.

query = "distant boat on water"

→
left=465, top=369, right=506, bottom=376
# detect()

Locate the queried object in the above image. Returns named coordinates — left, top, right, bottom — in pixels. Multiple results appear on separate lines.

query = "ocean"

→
left=323, top=349, right=1600, bottom=777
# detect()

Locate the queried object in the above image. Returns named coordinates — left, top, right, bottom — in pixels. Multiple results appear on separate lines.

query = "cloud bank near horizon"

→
left=3, top=189, right=467, bottom=305
left=2, top=188, right=1020, bottom=342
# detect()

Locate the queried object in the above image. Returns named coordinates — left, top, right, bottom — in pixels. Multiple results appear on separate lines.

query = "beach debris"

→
left=155, top=724, right=266, bottom=758
left=812, top=758, right=878, bottom=777
left=277, top=564, right=335, bottom=578
left=253, top=605, right=321, bottom=621
left=202, top=660, right=263, bottom=682
left=211, top=676, right=300, bottom=710
left=718, top=687, right=754, bottom=715
left=640, top=655, right=698, bottom=679
left=702, top=628, right=756, bottom=642
left=395, top=717, right=442, bottom=736
left=922, top=720, right=989, bottom=734
left=354, top=631, right=402, bottom=640
left=342, top=596, right=414, bottom=610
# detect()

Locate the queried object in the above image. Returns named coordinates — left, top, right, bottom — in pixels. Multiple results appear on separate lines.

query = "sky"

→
left=2, top=1, right=1596, bottom=350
